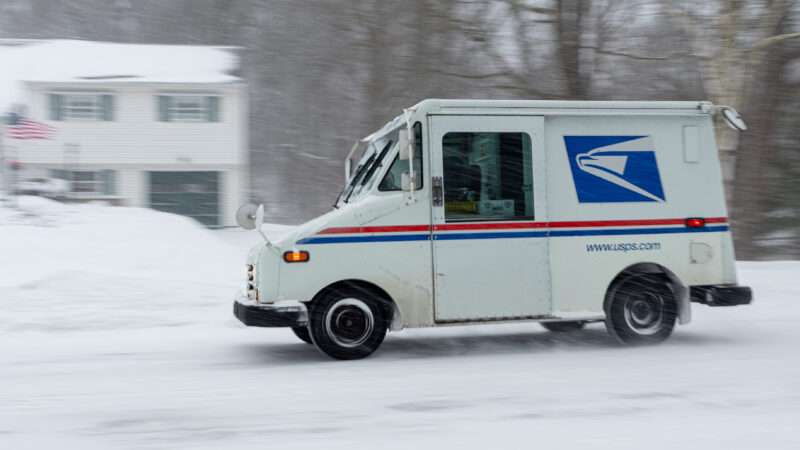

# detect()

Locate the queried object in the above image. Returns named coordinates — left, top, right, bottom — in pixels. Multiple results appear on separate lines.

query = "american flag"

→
left=7, top=116, right=55, bottom=140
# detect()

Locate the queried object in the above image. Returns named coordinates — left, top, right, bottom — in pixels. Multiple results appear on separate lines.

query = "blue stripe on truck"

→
left=296, top=225, right=729, bottom=245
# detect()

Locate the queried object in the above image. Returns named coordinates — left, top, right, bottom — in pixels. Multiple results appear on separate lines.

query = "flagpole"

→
left=1, top=114, right=21, bottom=209
left=0, top=115, right=8, bottom=207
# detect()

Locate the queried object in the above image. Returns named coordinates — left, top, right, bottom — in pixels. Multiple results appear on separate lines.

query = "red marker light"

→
left=685, top=218, right=706, bottom=228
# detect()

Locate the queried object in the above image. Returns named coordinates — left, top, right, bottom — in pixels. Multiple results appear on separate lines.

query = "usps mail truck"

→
left=233, top=99, right=752, bottom=360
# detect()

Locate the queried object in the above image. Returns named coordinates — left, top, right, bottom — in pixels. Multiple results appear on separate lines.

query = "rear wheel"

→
left=291, top=326, right=312, bottom=344
left=605, top=273, right=677, bottom=345
left=308, top=288, right=388, bottom=360
left=541, top=321, right=585, bottom=333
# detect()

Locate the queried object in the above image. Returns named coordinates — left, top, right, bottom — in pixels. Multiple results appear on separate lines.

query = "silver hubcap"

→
left=324, top=298, right=374, bottom=348
left=623, top=292, right=664, bottom=335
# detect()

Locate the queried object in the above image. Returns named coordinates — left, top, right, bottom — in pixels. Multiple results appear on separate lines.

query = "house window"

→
left=49, top=93, right=114, bottom=121
left=50, top=169, right=116, bottom=196
left=157, top=95, right=220, bottom=122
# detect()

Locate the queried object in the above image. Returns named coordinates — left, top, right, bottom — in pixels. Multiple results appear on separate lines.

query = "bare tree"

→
left=663, top=0, right=800, bottom=258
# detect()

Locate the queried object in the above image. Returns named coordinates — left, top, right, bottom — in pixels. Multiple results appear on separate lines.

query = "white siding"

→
left=21, top=82, right=245, bottom=166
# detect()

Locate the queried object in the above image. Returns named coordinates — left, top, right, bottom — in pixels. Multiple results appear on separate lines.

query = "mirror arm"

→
left=403, top=108, right=416, bottom=203
left=254, top=204, right=277, bottom=250
left=258, top=227, right=275, bottom=249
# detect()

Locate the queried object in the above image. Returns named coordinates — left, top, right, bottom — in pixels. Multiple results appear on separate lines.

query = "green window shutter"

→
left=101, top=170, right=116, bottom=195
left=102, top=95, right=114, bottom=121
left=158, top=96, right=170, bottom=122
left=207, top=96, right=219, bottom=122
left=49, top=94, right=63, bottom=121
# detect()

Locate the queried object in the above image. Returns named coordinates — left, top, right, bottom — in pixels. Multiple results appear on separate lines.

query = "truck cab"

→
left=233, top=99, right=752, bottom=360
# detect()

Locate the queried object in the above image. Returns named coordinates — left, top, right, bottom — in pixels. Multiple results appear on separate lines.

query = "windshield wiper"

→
left=359, top=140, right=393, bottom=188
left=332, top=191, right=342, bottom=209
left=344, top=155, right=375, bottom=203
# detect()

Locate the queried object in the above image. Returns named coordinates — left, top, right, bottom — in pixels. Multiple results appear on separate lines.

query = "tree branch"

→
left=492, top=0, right=556, bottom=15
left=427, top=69, right=516, bottom=80
left=749, top=32, right=800, bottom=52
left=580, top=45, right=671, bottom=61
left=488, top=84, right=562, bottom=99
left=517, top=5, right=556, bottom=15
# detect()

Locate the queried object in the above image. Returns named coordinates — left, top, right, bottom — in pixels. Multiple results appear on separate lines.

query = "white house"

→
left=0, top=39, right=248, bottom=227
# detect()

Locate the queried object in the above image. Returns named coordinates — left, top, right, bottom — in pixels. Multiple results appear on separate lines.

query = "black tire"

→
left=541, top=321, right=586, bottom=333
left=605, top=272, right=677, bottom=345
left=291, top=326, right=313, bottom=344
left=308, top=287, right=388, bottom=360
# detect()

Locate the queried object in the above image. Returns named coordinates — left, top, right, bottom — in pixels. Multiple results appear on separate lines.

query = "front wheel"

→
left=308, top=288, right=388, bottom=360
left=605, top=273, right=677, bottom=345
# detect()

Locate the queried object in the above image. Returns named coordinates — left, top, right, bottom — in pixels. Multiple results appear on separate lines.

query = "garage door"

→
left=149, top=171, right=220, bottom=227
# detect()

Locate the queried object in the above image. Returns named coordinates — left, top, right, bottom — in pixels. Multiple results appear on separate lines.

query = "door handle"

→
left=432, top=176, right=443, bottom=207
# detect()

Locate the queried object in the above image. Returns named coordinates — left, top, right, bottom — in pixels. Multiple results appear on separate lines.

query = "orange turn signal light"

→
left=283, top=250, right=310, bottom=263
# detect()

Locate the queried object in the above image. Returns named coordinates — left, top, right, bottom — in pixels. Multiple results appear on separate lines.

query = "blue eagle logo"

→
left=565, top=136, right=666, bottom=203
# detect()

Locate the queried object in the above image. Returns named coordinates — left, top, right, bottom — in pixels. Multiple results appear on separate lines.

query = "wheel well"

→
left=604, top=263, right=689, bottom=323
left=311, top=279, right=398, bottom=326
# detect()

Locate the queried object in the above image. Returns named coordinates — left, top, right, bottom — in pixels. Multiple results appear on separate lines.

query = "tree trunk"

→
left=556, top=0, right=589, bottom=98
left=731, top=48, right=786, bottom=259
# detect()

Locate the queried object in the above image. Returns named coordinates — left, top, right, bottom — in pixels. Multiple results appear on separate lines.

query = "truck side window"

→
left=442, top=132, right=534, bottom=221
left=379, top=122, right=424, bottom=191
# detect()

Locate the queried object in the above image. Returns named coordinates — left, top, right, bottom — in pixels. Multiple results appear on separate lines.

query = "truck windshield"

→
left=342, top=152, right=377, bottom=203
left=338, top=129, right=398, bottom=205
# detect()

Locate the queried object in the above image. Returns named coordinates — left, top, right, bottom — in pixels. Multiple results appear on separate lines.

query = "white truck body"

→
left=235, top=99, right=751, bottom=358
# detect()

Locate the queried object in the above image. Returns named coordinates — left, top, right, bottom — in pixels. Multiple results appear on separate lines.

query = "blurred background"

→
left=2, top=4, right=800, bottom=448
left=1, top=0, right=798, bottom=259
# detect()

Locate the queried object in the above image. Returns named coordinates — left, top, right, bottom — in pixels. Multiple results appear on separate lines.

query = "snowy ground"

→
left=1, top=198, right=799, bottom=449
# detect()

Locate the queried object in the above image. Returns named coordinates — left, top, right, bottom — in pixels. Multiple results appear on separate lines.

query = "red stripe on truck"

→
left=317, top=217, right=728, bottom=235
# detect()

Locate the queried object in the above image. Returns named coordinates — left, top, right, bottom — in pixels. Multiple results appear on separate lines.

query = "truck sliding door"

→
left=429, top=115, right=551, bottom=322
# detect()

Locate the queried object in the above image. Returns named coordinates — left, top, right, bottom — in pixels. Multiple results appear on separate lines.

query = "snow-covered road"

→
left=2, top=200, right=799, bottom=449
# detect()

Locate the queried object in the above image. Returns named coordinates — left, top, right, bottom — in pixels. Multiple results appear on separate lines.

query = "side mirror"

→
left=236, top=203, right=258, bottom=230
left=397, top=129, right=412, bottom=161
left=238, top=203, right=273, bottom=246
left=720, top=106, right=747, bottom=131
left=401, top=171, right=420, bottom=191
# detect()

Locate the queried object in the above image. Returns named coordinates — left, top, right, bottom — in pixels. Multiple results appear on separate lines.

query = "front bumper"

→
left=233, top=294, right=308, bottom=328
left=690, top=285, right=753, bottom=307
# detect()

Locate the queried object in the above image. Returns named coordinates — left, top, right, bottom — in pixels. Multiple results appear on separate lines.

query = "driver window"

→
left=442, top=132, right=534, bottom=222
left=378, top=122, right=424, bottom=191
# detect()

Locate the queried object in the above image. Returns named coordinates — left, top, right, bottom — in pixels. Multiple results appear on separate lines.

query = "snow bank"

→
left=0, top=198, right=295, bottom=333
left=0, top=197, right=244, bottom=288
left=0, top=39, right=240, bottom=111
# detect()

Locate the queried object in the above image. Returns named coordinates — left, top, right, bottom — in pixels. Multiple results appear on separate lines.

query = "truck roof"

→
left=362, top=99, right=714, bottom=142
left=411, top=99, right=713, bottom=116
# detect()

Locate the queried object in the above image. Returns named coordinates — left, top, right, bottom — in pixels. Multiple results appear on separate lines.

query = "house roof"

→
left=0, top=39, right=241, bottom=112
